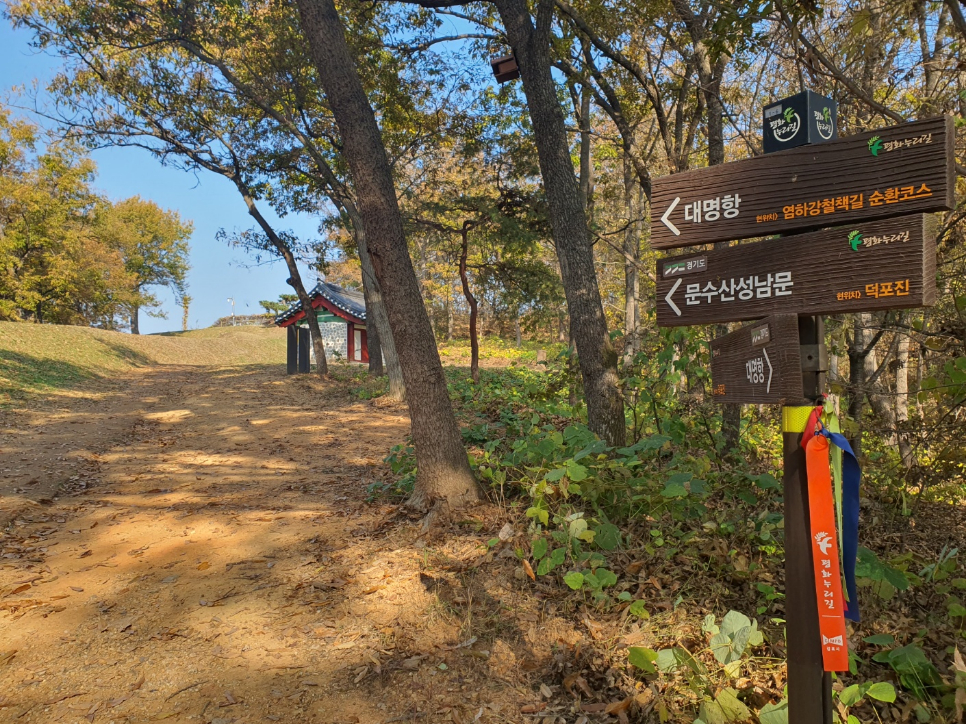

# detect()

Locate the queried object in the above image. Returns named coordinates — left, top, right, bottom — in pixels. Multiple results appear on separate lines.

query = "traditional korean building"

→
left=274, top=281, right=369, bottom=363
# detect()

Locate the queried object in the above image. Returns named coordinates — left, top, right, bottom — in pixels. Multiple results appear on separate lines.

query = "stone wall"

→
left=311, top=322, right=347, bottom=360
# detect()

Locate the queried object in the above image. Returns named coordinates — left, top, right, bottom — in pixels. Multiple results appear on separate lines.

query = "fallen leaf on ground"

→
left=401, top=655, right=424, bottom=669
left=522, top=560, right=535, bottom=581
left=197, top=562, right=210, bottom=571
left=520, top=703, right=545, bottom=713
left=605, top=697, right=633, bottom=714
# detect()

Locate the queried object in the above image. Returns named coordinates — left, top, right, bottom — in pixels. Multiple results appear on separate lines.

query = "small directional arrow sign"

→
left=664, top=278, right=682, bottom=316
left=660, top=197, right=681, bottom=236
left=709, top=314, right=803, bottom=405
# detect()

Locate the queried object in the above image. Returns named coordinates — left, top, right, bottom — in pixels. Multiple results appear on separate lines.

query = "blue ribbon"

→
left=820, top=429, right=861, bottom=622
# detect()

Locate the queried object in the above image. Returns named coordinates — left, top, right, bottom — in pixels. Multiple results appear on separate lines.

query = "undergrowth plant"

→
left=369, top=338, right=965, bottom=722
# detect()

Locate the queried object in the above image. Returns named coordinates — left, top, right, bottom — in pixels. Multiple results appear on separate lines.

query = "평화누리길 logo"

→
left=770, top=106, right=801, bottom=142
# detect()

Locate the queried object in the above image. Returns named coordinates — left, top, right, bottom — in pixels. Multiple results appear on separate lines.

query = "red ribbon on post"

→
left=805, top=433, right=850, bottom=671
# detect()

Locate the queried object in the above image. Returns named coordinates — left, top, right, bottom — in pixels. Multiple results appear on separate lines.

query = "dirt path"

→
left=0, top=366, right=573, bottom=724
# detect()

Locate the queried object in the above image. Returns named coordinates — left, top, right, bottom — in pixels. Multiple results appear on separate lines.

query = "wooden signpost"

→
left=657, top=215, right=937, bottom=327
left=651, top=115, right=954, bottom=249
left=709, top=315, right=803, bottom=405
left=650, top=109, right=955, bottom=724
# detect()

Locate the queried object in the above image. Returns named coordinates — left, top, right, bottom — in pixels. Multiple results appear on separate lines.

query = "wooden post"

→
left=297, top=327, right=310, bottom=373
left=287, top=326, right=297, bottom=375
left=783, top=316, right=832, bottom=724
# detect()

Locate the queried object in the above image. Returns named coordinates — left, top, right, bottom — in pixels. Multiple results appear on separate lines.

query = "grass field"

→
left=0, top=322, right=286, bottom=404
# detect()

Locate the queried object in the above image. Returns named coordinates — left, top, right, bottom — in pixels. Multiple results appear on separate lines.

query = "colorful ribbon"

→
left=801, top=406, right=861, bottom=623
left=822, top=428, right=861, bottom=623
left=805, top=433, right=850, bottom=672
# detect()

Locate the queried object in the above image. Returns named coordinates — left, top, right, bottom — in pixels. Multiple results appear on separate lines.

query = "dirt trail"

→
left=0, top=372, right=160, bottom=524
left=0, top=366, right=557, bottom=724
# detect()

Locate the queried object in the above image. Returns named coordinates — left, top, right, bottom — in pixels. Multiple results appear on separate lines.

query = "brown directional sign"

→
left=651, top=115, right=954, bottom=249
left=656, top=214, right=936, bottom=327
left=710, top=314, right=804, bottom=405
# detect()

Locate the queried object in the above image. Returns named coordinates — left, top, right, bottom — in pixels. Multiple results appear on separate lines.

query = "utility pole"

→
left=227, top=297, right=235, bottom=326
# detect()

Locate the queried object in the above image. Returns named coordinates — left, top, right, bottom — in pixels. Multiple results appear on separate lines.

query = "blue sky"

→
left=0, top=22, right=319, bottom=334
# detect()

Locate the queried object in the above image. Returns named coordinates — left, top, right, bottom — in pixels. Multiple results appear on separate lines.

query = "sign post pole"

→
left=782, top=317, right=832, bottom=724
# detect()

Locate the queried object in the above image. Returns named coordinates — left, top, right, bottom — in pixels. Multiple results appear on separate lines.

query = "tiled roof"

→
left=274, top=281, right=366, bottom=326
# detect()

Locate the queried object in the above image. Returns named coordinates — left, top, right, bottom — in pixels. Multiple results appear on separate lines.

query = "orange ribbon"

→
left=805, top=433, right=850, bottom=672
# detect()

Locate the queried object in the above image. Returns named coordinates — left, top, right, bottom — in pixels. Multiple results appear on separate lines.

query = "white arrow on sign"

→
left=660, top=197, right=681, bottom=236
left=665, top=278, right=682, bottom=316
left=763, top=347, right=773, bottom=393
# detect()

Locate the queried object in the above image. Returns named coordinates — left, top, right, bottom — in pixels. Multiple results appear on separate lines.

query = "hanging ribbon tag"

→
left=824, top=430, right=861, bottom=623
left=805, top=433, right=850, bottom=672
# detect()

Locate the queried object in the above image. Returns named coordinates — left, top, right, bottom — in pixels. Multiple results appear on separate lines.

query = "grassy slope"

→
left=0, top=322, right=286, bottom=403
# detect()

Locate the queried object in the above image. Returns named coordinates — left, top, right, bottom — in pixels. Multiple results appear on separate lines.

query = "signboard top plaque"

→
left=763, top=90, right=838, bottom=154
left=651, top=115, right=954, bottom=249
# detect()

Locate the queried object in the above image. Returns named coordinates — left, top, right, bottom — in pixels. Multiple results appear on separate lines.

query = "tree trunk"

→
left=296, top=0, right=479, bottom=510
left=492, top=0, right=625, bottom=446
left=847, top=314, right=868, bottom=460
left=622, top=152, right=641, bottom=365
left=459, top=223, right=480, bottom=384
left=446, top=293, right=454, bottom=341
left=341, top=209, right=406, bottom=402
left=515, top=314, right=522, bottom=348
left=578, top=83, right=594, bottom=224
left=718, top=320, right=741, bottom=454
left=354, top=214, right=404, bottom=400
left=130, top=304, right=140, bottom=335
left=361, top=272, right=384, bottom=376
left=895, top=330, right=914, bottom=468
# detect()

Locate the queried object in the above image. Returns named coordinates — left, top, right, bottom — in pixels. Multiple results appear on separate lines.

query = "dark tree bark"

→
left=490, top=0, right=625, bottom=446
left=847, top=319, right=867, bottom=461
left=295, top=0, right=479, bottom=510
left=577, top=82, right=594, bottom=222
left=361, top=275, right=384, bottom=376
left=130, top=303, right=140, bottom=335
left=330, top=196, right=404, bottom=397
left=354, top=225, right=405, bottom=400
left=458, top=222, right=480, bottom=383
left=621, top=152, right=641, bottom=365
